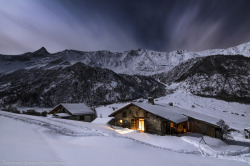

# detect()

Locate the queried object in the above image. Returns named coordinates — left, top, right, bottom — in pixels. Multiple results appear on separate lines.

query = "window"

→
left=119, top=119, right=123, bottom=124
left=122, top=112, right=127, bottom=117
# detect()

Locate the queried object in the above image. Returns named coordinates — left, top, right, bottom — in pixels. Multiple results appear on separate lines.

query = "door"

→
left=137, top=119, right=145, bottom=132
left=166, top=122, right=170, bottom=134
left=137, top=119, right=144, bottom=131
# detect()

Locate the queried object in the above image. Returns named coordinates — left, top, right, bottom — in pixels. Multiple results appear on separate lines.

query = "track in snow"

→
left=1, top=111, right=249, bottom=164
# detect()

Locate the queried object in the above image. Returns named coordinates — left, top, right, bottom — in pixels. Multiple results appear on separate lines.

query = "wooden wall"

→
left=113, top=105, right=165, bottom=135
left=188, top=118, right=222, bottom=139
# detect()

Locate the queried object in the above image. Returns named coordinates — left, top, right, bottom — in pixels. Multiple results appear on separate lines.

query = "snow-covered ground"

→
left=0, top=111, right=249, bottom=166
left=95, top=91, right=250, bottom=139
left=156, top=91, right=250, bottom=131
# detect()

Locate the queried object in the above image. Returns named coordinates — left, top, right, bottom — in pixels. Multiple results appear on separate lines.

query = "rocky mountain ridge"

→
left=1, top=42, right=250, bottom=76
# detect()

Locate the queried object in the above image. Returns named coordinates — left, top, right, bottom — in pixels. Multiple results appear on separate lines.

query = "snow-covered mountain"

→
left=0, top=42, right=250, bottom=107
left=1, top=42, right=250, bottom=76
left=155, top=55, right=250, bottom=103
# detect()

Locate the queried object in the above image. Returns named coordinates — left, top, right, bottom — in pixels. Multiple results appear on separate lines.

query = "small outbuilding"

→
left=109, top=102, right=225, bottom=139
left=48, top=103, right=96, bottom=122
left=244, top=127, right=250, bottom=139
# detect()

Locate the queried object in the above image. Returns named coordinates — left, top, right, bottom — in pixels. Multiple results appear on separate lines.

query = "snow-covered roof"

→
left=92, top=117, right=114, bottom=124
left=168, top=106, right=224, bottom=127
left=109, top=102, right=224, bottom=127
left=109, top=103, right=188, bottom=124
left=245, top=127, right=250, bottom=131
left=61, top=103, right=95, bottom=115
left=49, top=103, right=95, bottom=115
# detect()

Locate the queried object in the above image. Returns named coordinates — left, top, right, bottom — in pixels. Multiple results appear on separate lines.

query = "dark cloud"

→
left=1, top=0, right=250, bottom=54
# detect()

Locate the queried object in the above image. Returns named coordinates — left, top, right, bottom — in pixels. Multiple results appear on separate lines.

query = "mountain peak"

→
left=34, top=47, right=49, bottom=54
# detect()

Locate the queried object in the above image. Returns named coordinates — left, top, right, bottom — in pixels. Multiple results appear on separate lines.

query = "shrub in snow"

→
left=41, top=111, right=47, bottom=117
left=22, top=109, right=41, bottom=116
left=191, top=105, right=195, bottom=108
left=12, top=109, right=20, bottom=114
left=168, top=102, right=173, bottom=106
left=2, top=105, right=20, bottom=114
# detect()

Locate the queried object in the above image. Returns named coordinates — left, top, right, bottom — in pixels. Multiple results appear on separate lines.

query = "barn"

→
left=48, top=103, right=96, bottom=122
left=109, top=102, right=225, bottom=139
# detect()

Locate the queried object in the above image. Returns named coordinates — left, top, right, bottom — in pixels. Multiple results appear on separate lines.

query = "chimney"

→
left=148, top=97, right=154, bottom=105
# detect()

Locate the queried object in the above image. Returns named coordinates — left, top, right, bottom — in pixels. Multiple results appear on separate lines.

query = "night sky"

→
left=1, top=0, right=250, bottom=54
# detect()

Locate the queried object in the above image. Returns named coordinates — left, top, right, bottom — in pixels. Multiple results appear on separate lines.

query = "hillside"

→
left=155, top=55, right=250, bottom=103
left=0, top=62, right=165, bottom=107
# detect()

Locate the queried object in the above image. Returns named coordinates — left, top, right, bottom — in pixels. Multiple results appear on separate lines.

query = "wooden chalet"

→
left=48, top=103, right=96, bottom=122
left=109, top=102, right=225, bottom=139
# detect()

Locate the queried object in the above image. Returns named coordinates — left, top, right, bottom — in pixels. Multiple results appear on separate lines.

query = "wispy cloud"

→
left=0, top=0, right=250, bottom=54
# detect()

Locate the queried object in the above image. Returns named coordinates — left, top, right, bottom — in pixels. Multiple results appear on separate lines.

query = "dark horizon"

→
left=1, top=0, right=250, bottom=54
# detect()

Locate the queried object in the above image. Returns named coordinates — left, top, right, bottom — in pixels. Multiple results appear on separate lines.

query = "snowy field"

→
left=0, top=110, right=250, bottom=166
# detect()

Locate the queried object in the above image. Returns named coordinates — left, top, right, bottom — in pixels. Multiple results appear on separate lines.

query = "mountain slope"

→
left=155, top=55, right=250, bottom=103
left=0, top=62, right=166, bottom=107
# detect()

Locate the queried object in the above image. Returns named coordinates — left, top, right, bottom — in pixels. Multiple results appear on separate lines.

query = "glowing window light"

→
left=138, top=119, right=145, bottom=132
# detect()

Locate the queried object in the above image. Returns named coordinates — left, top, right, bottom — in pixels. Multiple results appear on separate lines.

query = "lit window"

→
left=171, top=122, right=174, bottom=127
left=119, top=119, right=123, bottom=124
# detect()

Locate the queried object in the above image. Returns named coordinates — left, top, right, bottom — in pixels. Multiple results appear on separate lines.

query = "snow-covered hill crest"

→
left=1, top=42, right=250, bottom=76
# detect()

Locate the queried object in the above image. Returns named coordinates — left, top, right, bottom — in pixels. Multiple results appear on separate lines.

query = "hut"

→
left=109, top=102, right=224, bottom=139
left=48, top=103, right=96, bottom=122
left=244, top=127, right=250, bottom=139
